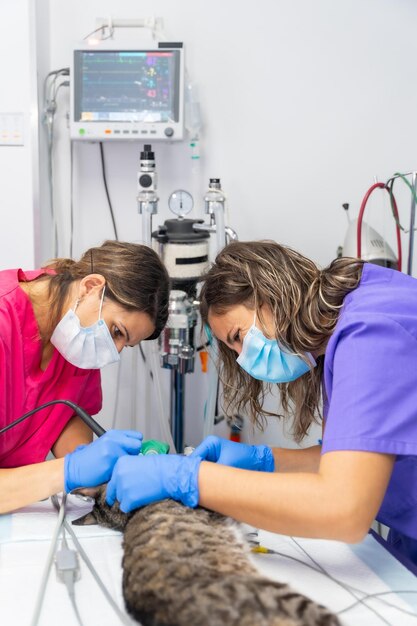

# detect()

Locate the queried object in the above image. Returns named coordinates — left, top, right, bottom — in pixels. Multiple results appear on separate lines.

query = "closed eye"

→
left=227, top=328, right=241, bottom=347
left=113, top=325, right=124, bottom=339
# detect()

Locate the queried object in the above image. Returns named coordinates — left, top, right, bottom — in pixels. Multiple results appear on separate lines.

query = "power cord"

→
left=0, top=399, right=105, bottom=437
left=99, top=142, right=119, bottom=240
left=51, top=497, right=134, bottom=625
left=30, top=494, right=67, bottom=626
left=55, top=524, right=84, bottom=626
left=70, top=140, right=75, bottom=257
left=290, top=536, right=392, bottom=625
left=253, top=539, right=417, bottom=623
left=43, top=67, right=70, bottom=257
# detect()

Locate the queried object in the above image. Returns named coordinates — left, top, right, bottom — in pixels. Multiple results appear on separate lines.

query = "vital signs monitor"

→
left=70, top=42, right=184, bottom=141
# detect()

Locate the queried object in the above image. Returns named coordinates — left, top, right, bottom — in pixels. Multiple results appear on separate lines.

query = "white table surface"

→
left=1, top=496, right=417, bottom=626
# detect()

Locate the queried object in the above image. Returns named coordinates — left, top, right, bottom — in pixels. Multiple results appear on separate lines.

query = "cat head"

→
left=71, top=485, right=132, bottom=532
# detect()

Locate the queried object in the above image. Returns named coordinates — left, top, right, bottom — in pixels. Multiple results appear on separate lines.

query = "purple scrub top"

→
left=322, top=263, right=417, bottom=541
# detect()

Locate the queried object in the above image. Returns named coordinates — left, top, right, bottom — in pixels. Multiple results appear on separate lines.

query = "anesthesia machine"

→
left=137, top=143, right=237, bottom=452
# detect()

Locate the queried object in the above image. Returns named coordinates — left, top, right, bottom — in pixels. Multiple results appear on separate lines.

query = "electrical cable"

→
left=386, top=172, right=417, bottom=233
left=67, top=586, right=85, bottom=626
left=0, top=399, right=105, bottom=437
left=138, top=342, right=153, bottom=380
left=99, top=142, right=119, bottom=240
left=55, top=527, right=84, bottom=626
left=83, top=24, right=114, bottom=41
left=70, top=140, right=75, bottom=257
left=46, top=104, right=57, bottom=256
left=43, top=68, right=70, bottom=256
left=30, top=494, right=67, bottom=626
left=43, top=68, right=69, bottom=110
left=130, top=344, right=139, bottom=430
left=196, top=341, right=210, bottom=351
left=52, top=510, right=84, bottom=626
left=290, top=536, right=392, bottom=625
left=338, top=591, right=417, bottom=618
left=357, top=182, right=402, bottom=272
left=51, top=498, right=134, bottom=625
left=53, top=78, right=69, bottom=101
left=254, top=543, right=417, bottom=623
left=111, top=354, right=124, bottom=429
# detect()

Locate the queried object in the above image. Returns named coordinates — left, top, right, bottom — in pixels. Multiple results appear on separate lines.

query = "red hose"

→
left=357, top=182, right=402, bottom=272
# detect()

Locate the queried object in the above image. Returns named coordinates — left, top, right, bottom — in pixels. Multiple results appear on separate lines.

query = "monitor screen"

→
left=73, top=50, right=181, bottom=124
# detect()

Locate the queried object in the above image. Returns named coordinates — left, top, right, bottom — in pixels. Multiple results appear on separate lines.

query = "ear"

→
left=78, top=274, right=106, bottom=298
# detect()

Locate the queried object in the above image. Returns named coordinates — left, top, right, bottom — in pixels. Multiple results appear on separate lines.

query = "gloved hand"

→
left=191, top=435, right=275, bottom=472
left=106, top=454, right=202, bottom=513
left=64, top=429, right=143, bottom=493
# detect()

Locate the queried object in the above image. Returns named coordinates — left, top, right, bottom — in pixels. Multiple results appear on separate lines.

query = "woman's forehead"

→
left=208, top=304, right=253, bottom=325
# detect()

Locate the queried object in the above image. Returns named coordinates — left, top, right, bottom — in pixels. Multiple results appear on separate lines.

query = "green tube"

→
left=140, top=439, right=170, bottom=456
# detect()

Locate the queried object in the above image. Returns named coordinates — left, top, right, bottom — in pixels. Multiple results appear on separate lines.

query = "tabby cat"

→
left=73, top=487, right=340, bottom=626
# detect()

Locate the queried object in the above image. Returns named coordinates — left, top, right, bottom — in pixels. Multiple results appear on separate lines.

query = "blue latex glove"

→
left=106, top=454, right=202, bottom=513
left=64, top=429, right=143, bottom=493
left=191, top=435, right=275, bottom=472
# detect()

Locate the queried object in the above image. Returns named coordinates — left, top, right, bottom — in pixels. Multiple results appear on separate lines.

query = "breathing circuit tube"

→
left=0, top=400, right=106, bottom=437
left=357, top=182, right=402, bottom=272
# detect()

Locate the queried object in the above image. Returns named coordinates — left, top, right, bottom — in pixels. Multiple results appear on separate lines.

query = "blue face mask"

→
left=236, top=317, right=316, bottom=383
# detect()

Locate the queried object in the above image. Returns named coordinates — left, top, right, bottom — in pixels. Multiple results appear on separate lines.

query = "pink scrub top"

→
left=0, top=268, right=102, bottom=468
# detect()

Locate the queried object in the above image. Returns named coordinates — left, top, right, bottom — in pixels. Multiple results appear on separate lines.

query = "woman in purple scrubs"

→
left=106, top=241, right=417, bottom=565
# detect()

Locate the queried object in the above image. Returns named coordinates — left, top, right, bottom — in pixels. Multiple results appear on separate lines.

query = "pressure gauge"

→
left=168, top=189, right=194, bottom=218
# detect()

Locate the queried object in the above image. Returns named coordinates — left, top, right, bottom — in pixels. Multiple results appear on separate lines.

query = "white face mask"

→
left=50, top=287, right=121, bottom=369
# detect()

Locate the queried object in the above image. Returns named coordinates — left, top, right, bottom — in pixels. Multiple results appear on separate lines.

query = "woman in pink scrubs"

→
left=0, top=240, right=169, bottom=514
left=105, top=240, right=417, bottom=566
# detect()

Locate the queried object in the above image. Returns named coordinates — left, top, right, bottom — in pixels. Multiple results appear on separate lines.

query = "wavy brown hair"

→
left=200, top=241, right=364, bottom=442
left=28, top=240, right=169, bottom=342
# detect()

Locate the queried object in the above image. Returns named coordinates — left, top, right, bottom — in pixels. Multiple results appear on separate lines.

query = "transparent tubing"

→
left=200, top=203, right=226, bottom=439
left=149, top=341, right=176, bottom=453
left=202, top=203, right=226, bottom=438
left=141, top=205, right=153, bottom=246
left=213, top=203, right=226, bottom=255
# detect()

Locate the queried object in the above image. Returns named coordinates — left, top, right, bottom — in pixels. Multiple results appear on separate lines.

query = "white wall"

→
left=0, top=0, right=41, bottom=268
left=37, top=0, right=417, bottom=448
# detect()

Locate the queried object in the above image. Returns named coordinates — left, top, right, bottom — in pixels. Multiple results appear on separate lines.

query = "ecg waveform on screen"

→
left=79, top=51, right=177, bottom=122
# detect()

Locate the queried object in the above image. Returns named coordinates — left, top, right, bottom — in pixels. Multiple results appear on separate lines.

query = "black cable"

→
left=99, top=142, right=119, bottom=240
left=196, top=341, right=210, bottom=351
left=70, top=141, right=74, bottom=258
left=82, top=25, right=114, bottom=41
left=0, top=400, right=105, bottom=437
left=138, top=343, right=153, bottom=380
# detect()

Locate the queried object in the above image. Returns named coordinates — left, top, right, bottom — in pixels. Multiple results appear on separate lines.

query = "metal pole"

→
left=407, top=172, right=417, bottom=275
left=170, top=369, right=184, bottom=452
